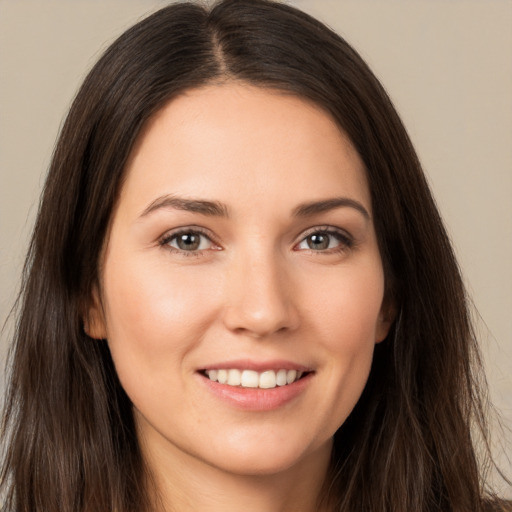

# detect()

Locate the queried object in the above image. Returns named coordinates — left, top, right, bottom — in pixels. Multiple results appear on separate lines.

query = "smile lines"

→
left=204, top=369, right=305, bottom=389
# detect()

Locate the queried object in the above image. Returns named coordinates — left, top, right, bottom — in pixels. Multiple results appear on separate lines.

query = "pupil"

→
left=308, top=233, right=329, bottom=250
left=178, top=233, right=200, bottom=250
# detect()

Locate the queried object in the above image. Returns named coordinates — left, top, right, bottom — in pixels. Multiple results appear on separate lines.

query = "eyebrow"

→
left=292, top=197, right=370, bottom=220
left=139, top=195, right=370, bottom=221
left=139, top=195, right=229, bottom=218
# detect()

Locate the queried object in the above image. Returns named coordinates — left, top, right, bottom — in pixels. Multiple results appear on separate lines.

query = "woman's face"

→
left=88, top=83, right=393, bottom=477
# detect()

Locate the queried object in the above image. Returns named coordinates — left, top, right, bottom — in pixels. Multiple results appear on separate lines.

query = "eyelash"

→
left=159, top=227, right=219, bottom=258
left=158, top=226, right=354, bottom=257
left=294, top=226, right=354, bottom=255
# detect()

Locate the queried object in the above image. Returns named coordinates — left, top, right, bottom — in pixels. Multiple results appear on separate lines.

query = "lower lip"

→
left=199, top=373, right=313, bottom=411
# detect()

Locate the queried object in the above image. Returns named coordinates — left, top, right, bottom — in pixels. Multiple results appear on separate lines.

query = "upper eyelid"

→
left=159, top=226, right=216, bottom=243
left=297, top=225, right=352, bottom=240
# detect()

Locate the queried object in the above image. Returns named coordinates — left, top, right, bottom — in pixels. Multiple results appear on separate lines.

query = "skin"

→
left=87, top=83, right=394, bottom=512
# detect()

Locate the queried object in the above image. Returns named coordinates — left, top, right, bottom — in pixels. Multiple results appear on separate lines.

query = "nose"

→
left=221, top=251, right=300, bottom=338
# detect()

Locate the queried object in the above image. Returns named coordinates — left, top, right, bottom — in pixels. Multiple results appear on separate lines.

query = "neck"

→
left=141, top=431, right=333, bottom=512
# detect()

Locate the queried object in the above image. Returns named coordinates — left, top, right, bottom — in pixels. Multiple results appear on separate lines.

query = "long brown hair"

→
left=1, top=1, right=510, bottom=511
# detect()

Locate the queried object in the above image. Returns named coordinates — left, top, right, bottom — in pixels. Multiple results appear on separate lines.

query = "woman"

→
left=1, top=0, right=510, bottom=511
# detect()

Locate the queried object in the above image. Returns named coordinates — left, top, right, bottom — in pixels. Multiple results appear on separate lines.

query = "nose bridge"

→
left=222, top=242, right=299, bottom=337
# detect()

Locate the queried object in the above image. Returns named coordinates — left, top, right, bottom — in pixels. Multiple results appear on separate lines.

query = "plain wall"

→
left=0, top=0, right=511, bottom=493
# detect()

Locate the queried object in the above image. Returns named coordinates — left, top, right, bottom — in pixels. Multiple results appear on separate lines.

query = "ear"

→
left=375, top=300, right=397, bottom=343
left=83, top=285, right=108, bottom=340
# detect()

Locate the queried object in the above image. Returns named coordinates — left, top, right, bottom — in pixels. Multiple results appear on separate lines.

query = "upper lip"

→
left=200, top=359, right=313, bottom=372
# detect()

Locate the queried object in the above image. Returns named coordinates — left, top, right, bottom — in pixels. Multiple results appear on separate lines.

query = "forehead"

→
left=119, top=82, right=371, bottom=218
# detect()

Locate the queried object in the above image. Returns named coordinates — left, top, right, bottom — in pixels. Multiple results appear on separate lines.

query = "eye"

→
left=160, top=229, right=217, bottom=253
left=296, top=228, right=352, bottom=252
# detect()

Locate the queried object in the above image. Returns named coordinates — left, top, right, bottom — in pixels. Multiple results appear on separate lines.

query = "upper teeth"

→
left=205, top=369, right=303, bottom=389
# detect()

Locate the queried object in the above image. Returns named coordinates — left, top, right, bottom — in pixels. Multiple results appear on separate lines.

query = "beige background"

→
left=0, top=0, right=511, bottom=493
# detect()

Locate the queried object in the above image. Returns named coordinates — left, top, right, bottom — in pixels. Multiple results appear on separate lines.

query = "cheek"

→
left=302, top=263, right=384, bottom=430
left=101, top=255, right=220, bottom=369
left=99, top=256, right=224, bottom=427
left=306, top=261, right=385, bottom=349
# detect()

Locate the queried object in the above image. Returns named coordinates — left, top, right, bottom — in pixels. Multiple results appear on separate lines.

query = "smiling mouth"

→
left=201, top=369, right=309, bottom=389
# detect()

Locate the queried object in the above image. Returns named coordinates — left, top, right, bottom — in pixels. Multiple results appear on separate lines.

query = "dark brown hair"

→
left=1, top=1, right=510, bottom=511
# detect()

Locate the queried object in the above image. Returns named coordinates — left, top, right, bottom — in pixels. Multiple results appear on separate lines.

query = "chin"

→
left=201, top=434, right=332, bottom=478
left=217, top=454, right=301, bottom=477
